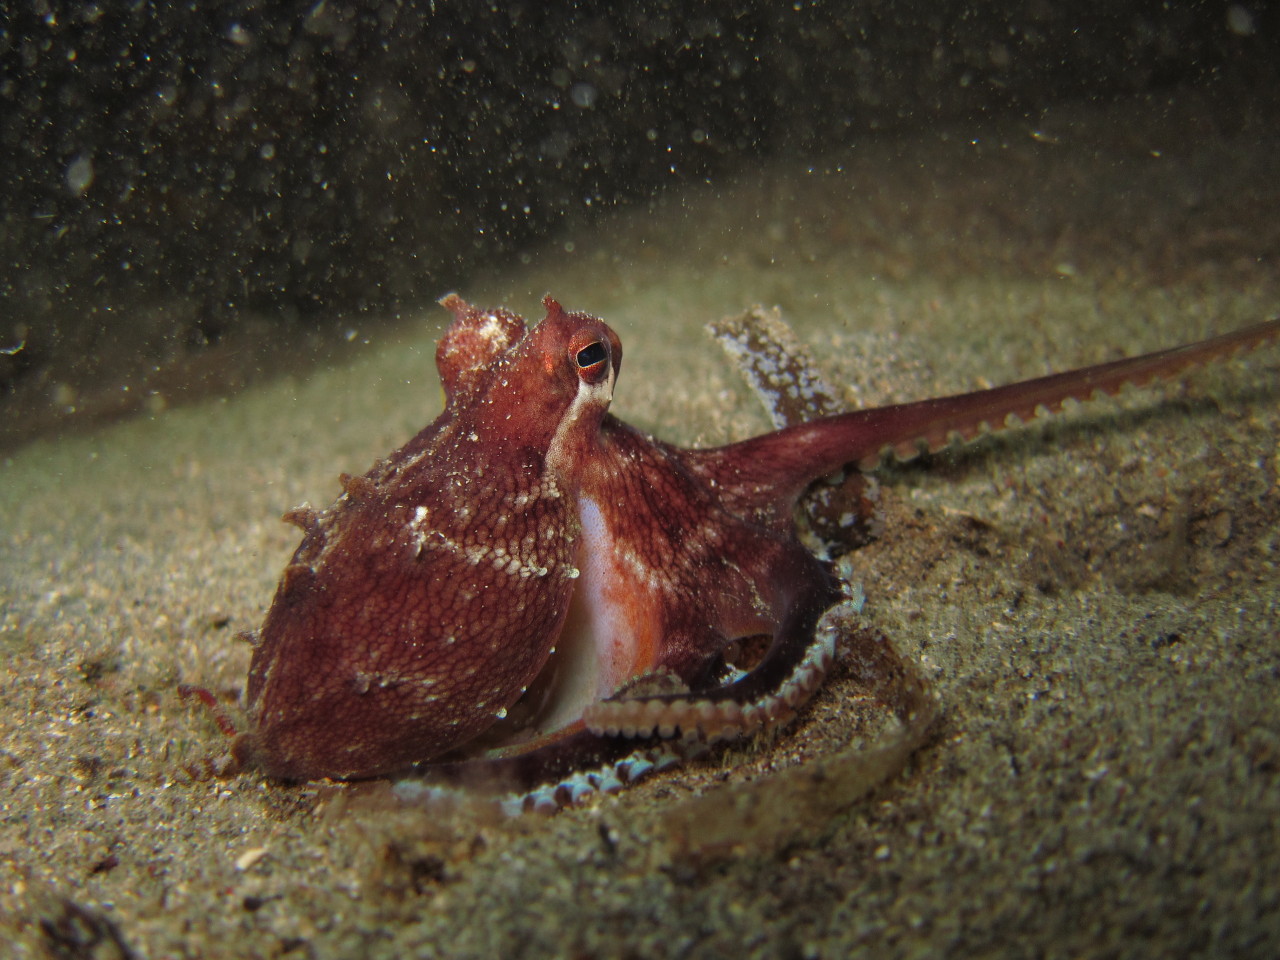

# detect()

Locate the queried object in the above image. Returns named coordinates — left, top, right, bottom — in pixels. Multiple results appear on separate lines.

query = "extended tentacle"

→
left=700, top=317, right=1280, bottom=511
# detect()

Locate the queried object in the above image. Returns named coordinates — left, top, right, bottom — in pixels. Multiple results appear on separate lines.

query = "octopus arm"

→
left=580, top=553, right=843, bottom=744
left=703, top=317, right=1280, bottom=511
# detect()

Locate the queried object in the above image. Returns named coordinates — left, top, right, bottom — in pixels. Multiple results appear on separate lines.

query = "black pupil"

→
left=576, top=342, right=607, bottom=368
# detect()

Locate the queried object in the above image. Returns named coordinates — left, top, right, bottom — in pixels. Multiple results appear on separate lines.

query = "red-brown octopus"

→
left=186, top=296, right=1278, bottom=814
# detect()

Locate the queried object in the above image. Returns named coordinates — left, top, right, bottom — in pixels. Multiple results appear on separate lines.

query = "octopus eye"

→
left=575, top=341, right=607, bottom=370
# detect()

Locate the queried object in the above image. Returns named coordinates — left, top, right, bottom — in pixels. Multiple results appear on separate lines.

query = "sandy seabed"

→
left=3, top=86, right=1279, bottom=958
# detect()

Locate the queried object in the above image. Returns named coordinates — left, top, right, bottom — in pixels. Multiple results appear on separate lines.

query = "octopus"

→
left=184, top=296, right=1279, bottom=814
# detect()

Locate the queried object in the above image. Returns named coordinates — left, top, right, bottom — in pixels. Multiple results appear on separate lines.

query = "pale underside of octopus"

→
left=186, top=297, right=1278, bottom=815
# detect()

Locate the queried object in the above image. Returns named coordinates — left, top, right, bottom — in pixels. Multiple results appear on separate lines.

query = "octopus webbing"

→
left=192, top=296, right=1279, bottom=814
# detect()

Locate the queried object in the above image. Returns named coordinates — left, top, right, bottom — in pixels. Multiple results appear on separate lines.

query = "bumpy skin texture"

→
left=230, top=295, right=1279, bottom=792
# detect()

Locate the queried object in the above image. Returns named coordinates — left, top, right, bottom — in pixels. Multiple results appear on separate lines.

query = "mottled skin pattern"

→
left=215, top=295, right=1278, bottom=807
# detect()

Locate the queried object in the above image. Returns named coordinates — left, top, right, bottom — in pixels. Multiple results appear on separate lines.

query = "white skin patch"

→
left=477, top=313, right=512, bottom=347
left=574, top=496, right=657, bottom=697
left=507, top=493, right=651, bottom=739
left=405, top=505, right=432, bottom=556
